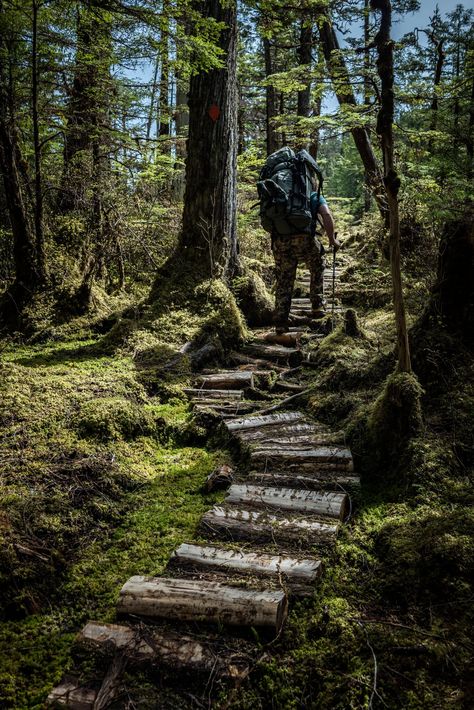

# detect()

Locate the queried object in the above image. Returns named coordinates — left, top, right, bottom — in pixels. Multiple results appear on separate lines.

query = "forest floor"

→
left=0, top=214, right=473, bottom=709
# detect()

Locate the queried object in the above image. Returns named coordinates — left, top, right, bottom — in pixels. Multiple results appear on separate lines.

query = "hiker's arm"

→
left=319, top=204, right=341, bottom=251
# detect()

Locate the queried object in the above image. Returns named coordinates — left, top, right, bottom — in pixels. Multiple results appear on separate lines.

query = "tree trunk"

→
left=296, top=20, right=313, bottom=151
left=0, top=1, right=40, bottom=313
left=172, top=75, right=189, bottom=199
left=263, top=37, right=279, bottom=155
left=158, top=8, right=170, bottom=151
left=317, top=13, right=388, bottom=223
left=31, top=0, right=46, bottom=281
left=363, top=0, right=372, bottom=211
left=178, top=0, right=239, bottom=280
left=59, top=5, right=111, bottom=214
left=372, top=0, right=411, bottom=373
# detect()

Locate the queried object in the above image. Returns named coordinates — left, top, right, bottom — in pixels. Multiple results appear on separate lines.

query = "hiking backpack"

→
left=257, top=147, right=324, bottom=236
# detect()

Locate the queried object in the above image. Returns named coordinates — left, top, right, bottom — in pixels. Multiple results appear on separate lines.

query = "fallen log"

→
left=225, top=484, right=348, bottom=520
left=117, top=576, right=288, bottom=632
left=201, top=506, right=338, bottom=544
left=171, top=543, right=322, bottom=584
left=196, top=371, right=255, bottom=390
left=76, top=622, right=249, bottom=677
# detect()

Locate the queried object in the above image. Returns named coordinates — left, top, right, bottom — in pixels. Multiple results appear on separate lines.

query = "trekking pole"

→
left=331, top=243, right=336, bottom=323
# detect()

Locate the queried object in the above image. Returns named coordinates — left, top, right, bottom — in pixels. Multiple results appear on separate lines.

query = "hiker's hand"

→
left=330, top=235, right=342, bottom=253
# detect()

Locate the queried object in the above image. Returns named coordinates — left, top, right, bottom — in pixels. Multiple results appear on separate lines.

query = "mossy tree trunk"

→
left=178, top=0, right=239, bottom=281
left=372, top=0, right=411, bottom=373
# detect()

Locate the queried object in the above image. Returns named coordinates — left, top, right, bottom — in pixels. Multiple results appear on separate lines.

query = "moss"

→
left=75, top=397, right=157, bottom=441
left=232, top=271, right=274, bottom=327
left=368, top=371, right=424, bottom=460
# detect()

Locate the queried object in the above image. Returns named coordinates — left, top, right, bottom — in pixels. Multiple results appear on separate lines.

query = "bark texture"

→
left=179, top=0, right=239, bottom=280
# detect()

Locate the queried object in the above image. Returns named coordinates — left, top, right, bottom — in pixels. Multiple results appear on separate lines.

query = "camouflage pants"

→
left=272, top=233, right=325, bottom=327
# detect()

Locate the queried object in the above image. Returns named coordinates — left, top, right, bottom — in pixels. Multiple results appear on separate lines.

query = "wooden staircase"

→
left=48, top=268, right=358, bottom=708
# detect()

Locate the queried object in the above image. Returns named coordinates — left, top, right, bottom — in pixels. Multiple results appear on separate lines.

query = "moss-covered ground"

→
left=1, top=207, right=473, bottom=708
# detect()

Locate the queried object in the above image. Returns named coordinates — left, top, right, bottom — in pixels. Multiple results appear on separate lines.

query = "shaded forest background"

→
left=0, top=0, right=473, bottom=708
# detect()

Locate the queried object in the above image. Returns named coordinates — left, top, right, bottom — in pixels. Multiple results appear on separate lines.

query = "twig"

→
left=256, top=387, right=314, bottom=416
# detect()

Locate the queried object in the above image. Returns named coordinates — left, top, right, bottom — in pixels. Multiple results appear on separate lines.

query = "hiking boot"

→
left=311, top=307, right=326, bottom=320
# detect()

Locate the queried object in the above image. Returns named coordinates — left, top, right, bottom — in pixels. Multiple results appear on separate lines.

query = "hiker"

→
left=257, top=147, right=341, bottom=334
left=272, top=187, right=340, bottom=333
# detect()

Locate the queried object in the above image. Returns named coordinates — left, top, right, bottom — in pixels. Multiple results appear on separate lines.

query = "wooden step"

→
left=196, top=371, right=255, bottom=390
left=226, top=410, right=304, bottom=433
left=249, top=445, right=354, bottom=471
left=246, top=471, right=360, bottom=490
left=262, top=332, right=302, bottom=347
left=231, top=421, right=327, bottom=442
left=193, top=401, right=258, bottom=416
left=184, top=388, right=243, bottom=400
left=117, top=576, right=288, bottom=632
left=201, top=506, right=338, bottom=544
left=171, top=543, right=322, bottom=586
left=47, top=677, right=98, bottom=708
left=76, top=621, right=249, bottom=677
left=228, top=351, right=286, bottom=371
left=242, top=343, right=303, bottom=367
left=225, top=484, right=348, bottom=520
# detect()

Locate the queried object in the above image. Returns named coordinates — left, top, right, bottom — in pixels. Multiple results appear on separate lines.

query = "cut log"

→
left=262, top=332, right=302, bottom=347
left=232, top=422, right=323, bottom=442
left=225, top=484, right=348, bottom=520
left=184, top=389, right=243, bottom=400
left=247, top=471, right=360, bottom=490
left=201, top=506, right=338, bottom=544
left=76, top=622, right=249, bottom=677
left=228, top=351, right=286, bottom=372
left=242, top=343, right=303, bottom=367
left=117, top=576, right=288, bottom=632
left=193, top=401, right=257, bottom=415
left=47, top=677, right=97, bottom=709
left=226, top=410, right=304, bottom=432
left=172, top=543, right=322, bottom=584
left=250, top=446, right=354, bottom=472
left=197, top=371, right=255, bottom=390
left=204, top=464, right=234, bottom=492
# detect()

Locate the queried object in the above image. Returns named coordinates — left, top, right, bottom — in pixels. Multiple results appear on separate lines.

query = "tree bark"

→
left=158, top=6, right=171, bottom=151
left=263, top=37, right=279, bottom=155
left=317, top=13, right=388, bottom=222
left=0, top=1, right=40, bottom=310
left=179, top=0, right=239, bottom=280
left=31, top=0, right=46, bottom=281
left=372, top=0, right=411, bottom=373
left=296, top=21, right=313, bottom=150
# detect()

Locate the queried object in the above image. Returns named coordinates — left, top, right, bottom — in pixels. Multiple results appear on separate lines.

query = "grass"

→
left=0, top=332, right=230, bottom=708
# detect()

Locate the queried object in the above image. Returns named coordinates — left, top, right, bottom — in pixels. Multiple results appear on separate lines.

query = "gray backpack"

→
left=257, top=147, right=323, bottom=236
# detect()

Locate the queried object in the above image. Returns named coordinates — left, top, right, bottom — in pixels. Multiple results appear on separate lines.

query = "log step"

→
left=196, top=371, right=255, bottom=390
left=225, top=484, right=348, bottom=520
left=184, top=388, right=244, bottom=400
left=171, top=543, right=322, bottom=586
left=76, top=621, right=249, bottom=677
left=231, top=421, right=330, bottom=442
left=242, top=343, right=303, bottom=367
left=47, top=677, right=98, bottom=708
left=201, top=506, right=338, bottom=544
left=117, top=576, right=288, bottom=633
left=229, top=351, right=286, bottom=371
left=226, top=410, right=304, bottom=432
left=250, top=445, right=354, bottom=472
left=193, top=401, right=258, bottom=416
left=246, top=471, right=360, bottom=490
